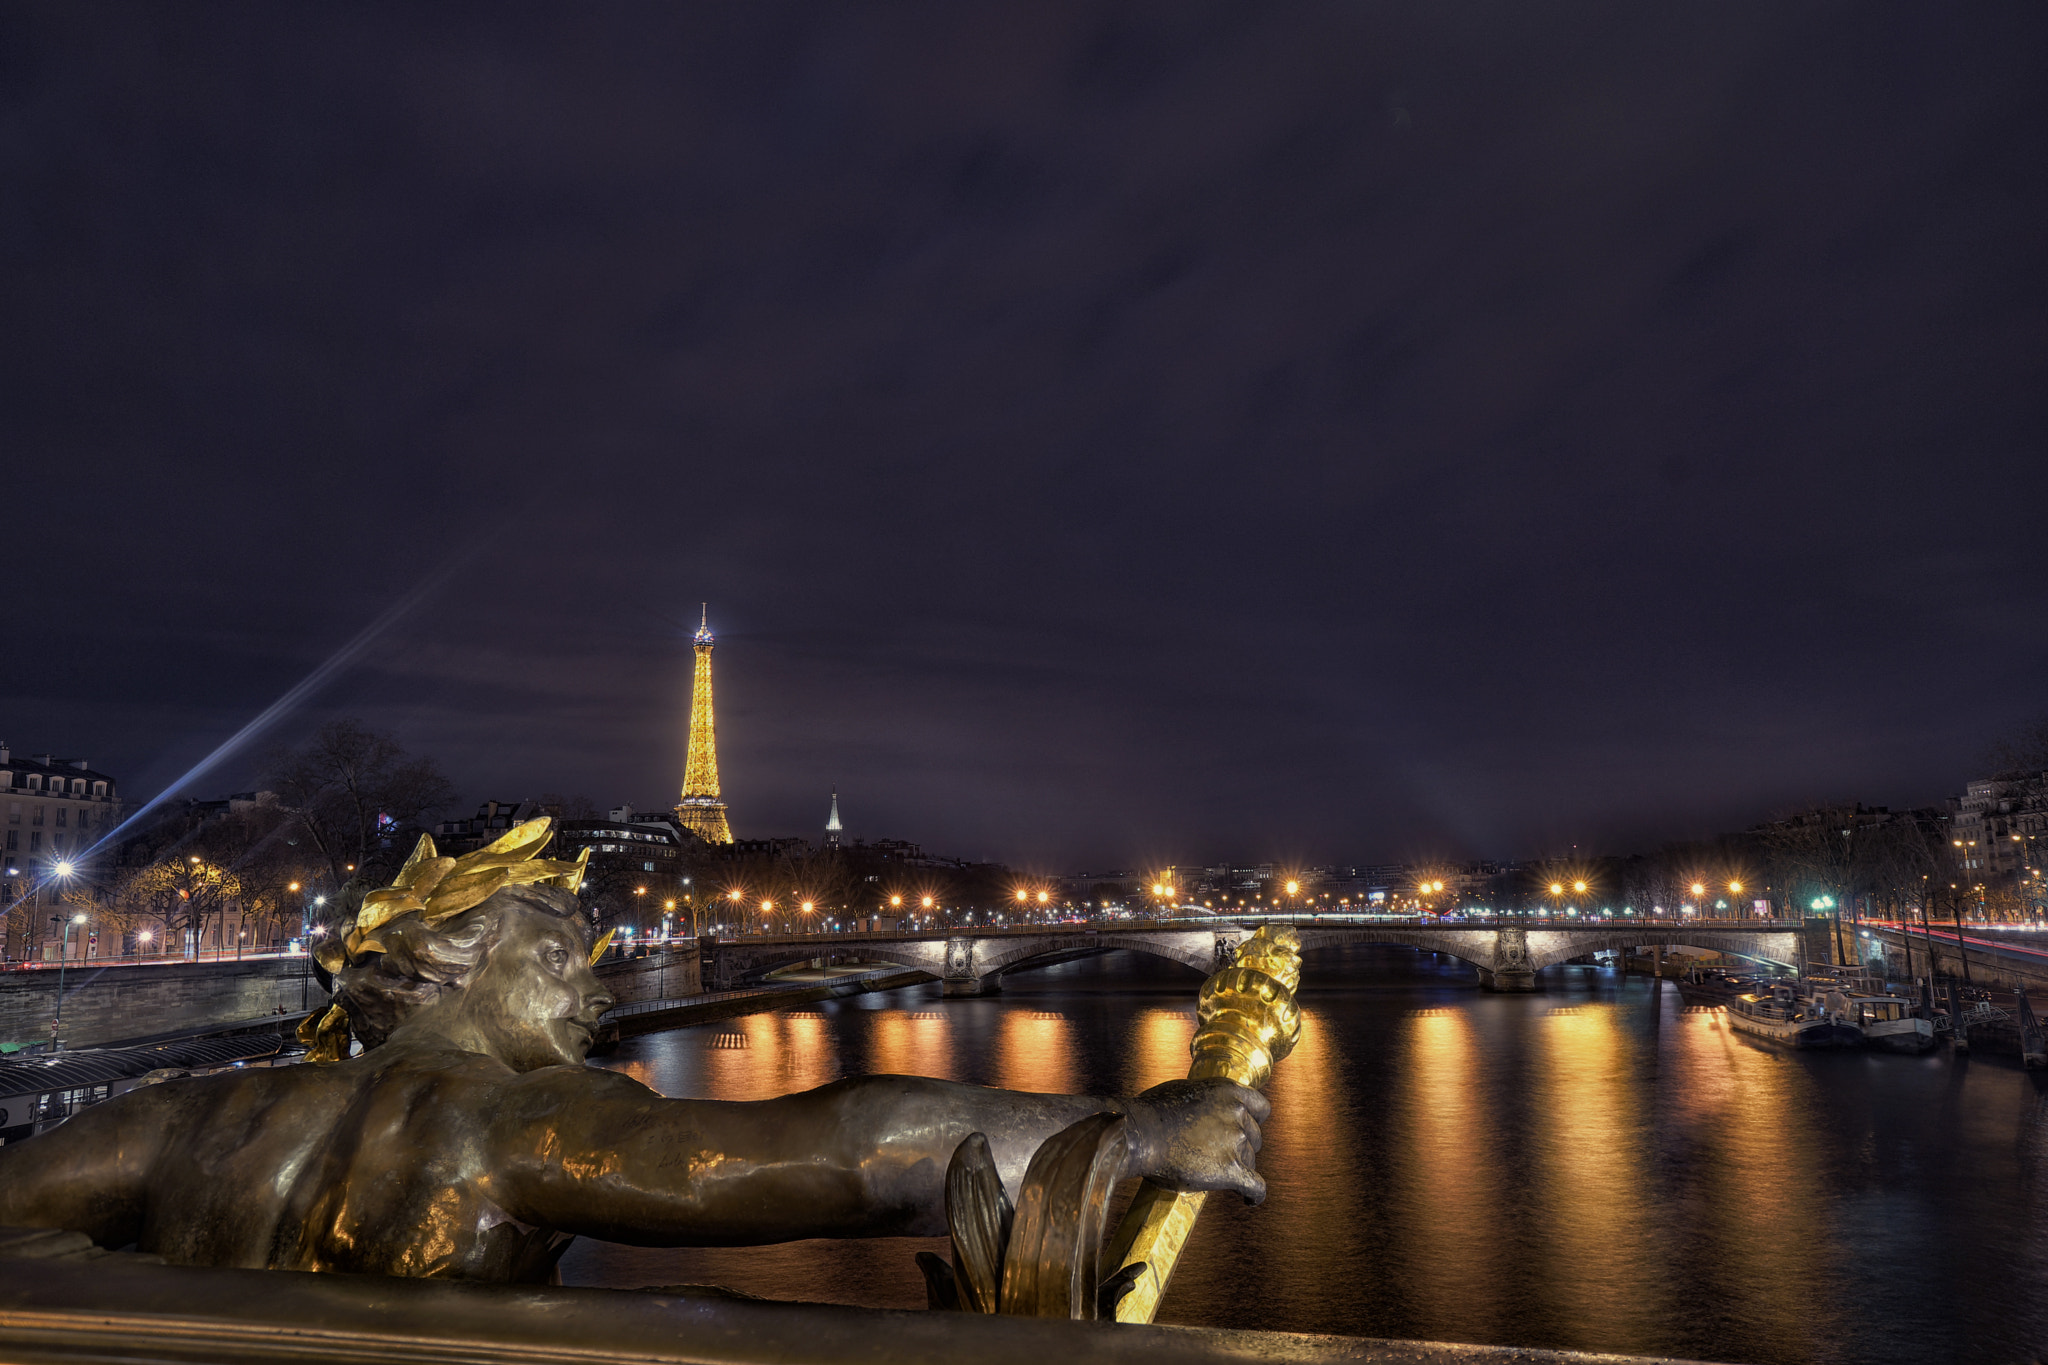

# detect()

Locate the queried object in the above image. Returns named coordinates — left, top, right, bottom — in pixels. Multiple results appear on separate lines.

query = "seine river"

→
left=559, top=945, right=2048, bottom=1365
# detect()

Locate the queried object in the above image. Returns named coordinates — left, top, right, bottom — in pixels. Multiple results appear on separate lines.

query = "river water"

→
left=558, top=946, right=2048, bottom=1365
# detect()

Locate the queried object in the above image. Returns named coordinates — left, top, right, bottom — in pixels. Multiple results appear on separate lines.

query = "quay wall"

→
left=1868, top=927, right=2048, bottom=992
left=0, top=943, right=704, bottom=1051
left=594, top=945, right=701, bottom=1005
left=0, top=958, right=329, bottom=1051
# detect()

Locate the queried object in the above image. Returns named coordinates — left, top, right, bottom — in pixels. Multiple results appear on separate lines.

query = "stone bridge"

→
left=703, top=919, right=1824, bottom=995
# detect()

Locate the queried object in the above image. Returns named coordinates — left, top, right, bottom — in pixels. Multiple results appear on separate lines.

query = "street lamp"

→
left=51, top=911, right=89, bottom=1052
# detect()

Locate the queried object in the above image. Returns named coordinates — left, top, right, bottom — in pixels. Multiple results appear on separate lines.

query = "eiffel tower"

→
left=674, top=605, right=734, bottom=844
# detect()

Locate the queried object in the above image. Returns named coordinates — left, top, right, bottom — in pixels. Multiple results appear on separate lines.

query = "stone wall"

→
left=593, top=945, right=701, bottom=1005
left=0, top=958, right=329, bottom=1050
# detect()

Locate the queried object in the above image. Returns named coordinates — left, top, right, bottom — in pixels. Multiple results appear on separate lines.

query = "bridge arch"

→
left=978, top=933, right=1222, bottom=980
left=711, top=939, right=947, bottom=987
left=1518, top=929, right=1800, bottom=973
left=1290, top=927, right=1501, bottom=974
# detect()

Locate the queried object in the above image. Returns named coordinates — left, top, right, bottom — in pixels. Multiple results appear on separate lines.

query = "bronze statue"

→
left=0, top=820, right=1266, bottom=1285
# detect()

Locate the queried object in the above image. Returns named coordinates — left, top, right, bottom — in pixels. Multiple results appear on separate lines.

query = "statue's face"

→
left=459, top=902, right=614, bottom=1070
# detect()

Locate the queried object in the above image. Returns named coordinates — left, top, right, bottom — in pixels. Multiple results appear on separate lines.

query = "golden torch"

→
left=1105, top=924, right=1303, bottom=1323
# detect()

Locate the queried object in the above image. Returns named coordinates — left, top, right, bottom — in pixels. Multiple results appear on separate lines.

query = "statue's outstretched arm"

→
left=0, top=1084, right=169, bottom=1245
left=491, top=1068, right=1265, bottom=1245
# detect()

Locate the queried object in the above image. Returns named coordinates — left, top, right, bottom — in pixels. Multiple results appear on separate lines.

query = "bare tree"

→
left=1986, top=712, right=2048, bottom=778
left=266, top=720, right=457, bottom=921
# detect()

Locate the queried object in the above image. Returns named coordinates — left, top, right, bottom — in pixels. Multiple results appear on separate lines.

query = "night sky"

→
left=4, top=4, right=2043, bottom=871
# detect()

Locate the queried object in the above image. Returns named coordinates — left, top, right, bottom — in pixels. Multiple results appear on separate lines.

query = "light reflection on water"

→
left=558, top=946, right=2048, bottom=1365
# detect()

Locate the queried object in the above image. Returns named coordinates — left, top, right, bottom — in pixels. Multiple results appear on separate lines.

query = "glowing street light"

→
left=52, top=911, right=91, bottom=1050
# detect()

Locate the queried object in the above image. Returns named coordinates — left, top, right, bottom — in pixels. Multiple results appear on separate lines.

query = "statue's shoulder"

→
left=494, top=1060, right=658, bottom=1108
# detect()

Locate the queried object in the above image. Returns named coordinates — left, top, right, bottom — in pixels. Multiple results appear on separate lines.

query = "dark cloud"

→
left=3, top=2, right=2043, bottom=868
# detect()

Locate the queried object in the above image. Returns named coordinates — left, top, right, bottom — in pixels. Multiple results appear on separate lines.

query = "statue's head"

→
left=304, top=819, right=615, bottom=1070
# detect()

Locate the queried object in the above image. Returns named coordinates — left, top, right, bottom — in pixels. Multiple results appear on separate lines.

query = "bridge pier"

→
left=1479, top=925, right=1536, bottom=991
left=940, top=938, right=998, bottom=998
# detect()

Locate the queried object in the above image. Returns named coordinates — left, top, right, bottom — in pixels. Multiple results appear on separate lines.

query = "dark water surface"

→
left=558, top=946, right=2048, bottom=1365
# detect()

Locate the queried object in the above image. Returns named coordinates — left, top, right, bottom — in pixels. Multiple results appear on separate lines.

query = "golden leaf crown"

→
left=311, top=816, right=590, bottom=972
left=299, top=817, right=594, bottom=1061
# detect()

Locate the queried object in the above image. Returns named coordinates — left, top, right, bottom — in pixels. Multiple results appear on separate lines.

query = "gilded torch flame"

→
left=1106, top=924, right=1302, bottom=1323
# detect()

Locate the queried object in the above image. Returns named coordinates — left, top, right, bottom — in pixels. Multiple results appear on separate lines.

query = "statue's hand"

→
left=1126, top=1077, right=1270, bottom=1204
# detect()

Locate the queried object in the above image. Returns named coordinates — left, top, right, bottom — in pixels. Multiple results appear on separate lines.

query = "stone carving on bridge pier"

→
left=1213, top=934, right=1238, bottom=972
left=1484, top=925, right=1535, bottom=992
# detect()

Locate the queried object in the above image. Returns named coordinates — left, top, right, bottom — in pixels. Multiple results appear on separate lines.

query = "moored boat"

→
left=1726, top=984, right=1864, bottom=1048
left=1841, top=991, right=1937, bottom=1054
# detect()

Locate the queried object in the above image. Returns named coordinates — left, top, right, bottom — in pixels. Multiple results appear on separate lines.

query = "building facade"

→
left=1952, top=773, right=2048, bottom=881
left=1, top=745, right=122, bottom=961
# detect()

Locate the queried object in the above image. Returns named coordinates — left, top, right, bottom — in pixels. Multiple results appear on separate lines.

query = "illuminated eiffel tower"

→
left=674, top=605, right=734, bottom=844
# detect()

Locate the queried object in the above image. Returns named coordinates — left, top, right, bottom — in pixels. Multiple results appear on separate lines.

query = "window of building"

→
left=643, top=862, right=655, bottom=872
left=76, top=809, right=89, bottom=831
left=30, top=832, right=41, bottom=852
left=7, top=802, right=17, bottom=824
left=32, top=806, right=44, bottom=826
left=92, top=782, right=106, bottom=797
left=25, top=776, right=40, bottom=791
left=4, top=831, right=14, bottom=851
left=54, top=808, right=66, bottom=827
left=51, top=834, right=64, bottom=852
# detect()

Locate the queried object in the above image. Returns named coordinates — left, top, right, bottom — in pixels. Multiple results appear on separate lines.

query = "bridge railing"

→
left=705, top=916, right=1807, bottom=948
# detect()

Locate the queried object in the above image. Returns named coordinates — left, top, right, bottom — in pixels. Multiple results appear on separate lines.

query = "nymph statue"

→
left=0, top=820, right=1266, bottom=1284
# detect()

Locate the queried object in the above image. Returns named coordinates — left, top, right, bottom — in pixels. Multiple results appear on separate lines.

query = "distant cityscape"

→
left=3, top=613, right=2043, bottom=963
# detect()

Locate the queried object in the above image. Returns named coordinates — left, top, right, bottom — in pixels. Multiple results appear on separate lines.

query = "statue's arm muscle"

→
left=0, top=1086, right=173, bottom=1245
left=489, top=1069, right=1135, bottom=1245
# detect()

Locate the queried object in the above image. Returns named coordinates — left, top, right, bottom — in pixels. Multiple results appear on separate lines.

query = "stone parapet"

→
left=0, top=957, right=327, bottom=1051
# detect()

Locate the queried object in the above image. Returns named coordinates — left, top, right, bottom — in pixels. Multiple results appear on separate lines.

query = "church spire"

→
left=824, top=787, right=843, bottom=848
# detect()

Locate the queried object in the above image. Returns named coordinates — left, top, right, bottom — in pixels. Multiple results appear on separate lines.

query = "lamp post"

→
left=51, top=910, right=88, bottom=1052
left=301, top=894, right=326, bottom=1009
